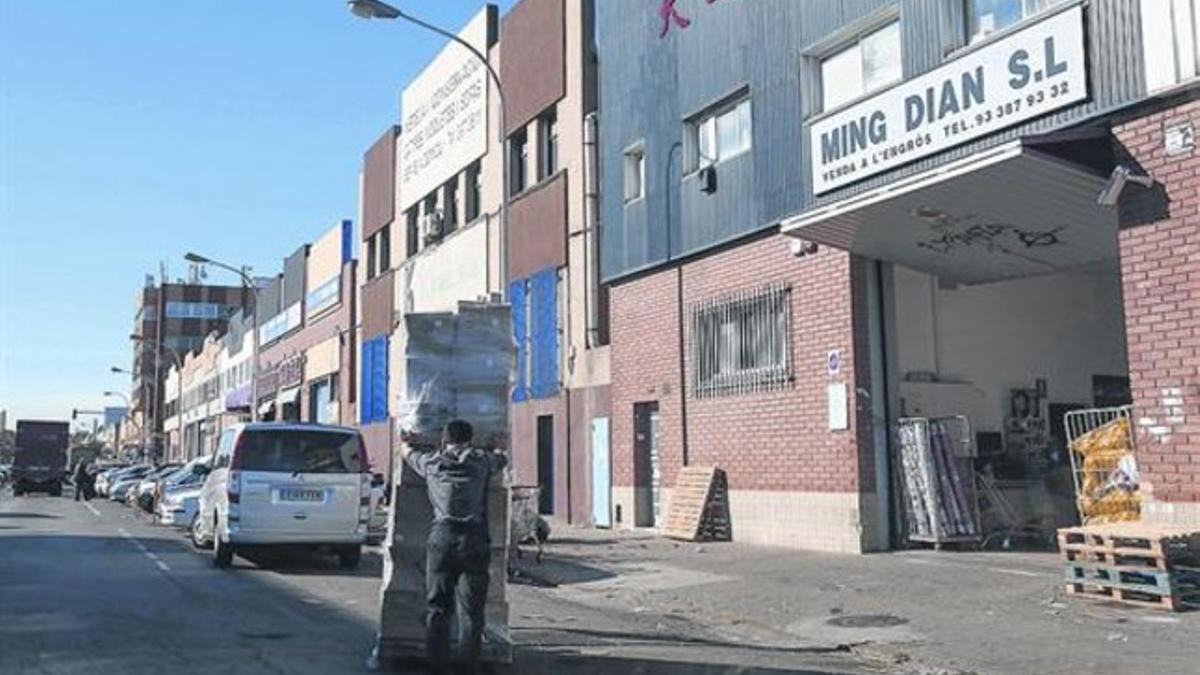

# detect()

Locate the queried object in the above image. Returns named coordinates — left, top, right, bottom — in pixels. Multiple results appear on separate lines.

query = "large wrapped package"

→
left=376, top=301, right=514, bottom=666
left=395, top=303, right=513, bottom=450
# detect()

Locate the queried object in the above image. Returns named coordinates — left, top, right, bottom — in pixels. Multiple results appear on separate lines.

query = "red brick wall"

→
left=1113, top=97, right=1200, bottom=505
left=611, top=268, right=685, bottom=490
left=610, top=232, right=872, bottom=495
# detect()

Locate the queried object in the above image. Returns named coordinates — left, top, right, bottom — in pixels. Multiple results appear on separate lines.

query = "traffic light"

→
left=72, top=409, right=78, bottom=420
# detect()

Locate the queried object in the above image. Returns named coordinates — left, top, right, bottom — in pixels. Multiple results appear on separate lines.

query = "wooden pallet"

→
left=1058, top=523, right=1200, bottom=611
left=662, top=466, right=731, bottom=542
left=1057, top=523, right=1200, bottom=563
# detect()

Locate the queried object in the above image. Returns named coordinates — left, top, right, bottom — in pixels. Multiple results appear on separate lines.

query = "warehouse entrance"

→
left=784, top=138, right=1135, bottom=550
left=882, top=263, right=1130, bottom=548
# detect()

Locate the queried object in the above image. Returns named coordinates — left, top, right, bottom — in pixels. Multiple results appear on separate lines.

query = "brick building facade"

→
left=598, top=0, right=1199, bottom=552
left=611, top=235, right=884, bottom=551
left=1113, top=95, right=1200, bottom=525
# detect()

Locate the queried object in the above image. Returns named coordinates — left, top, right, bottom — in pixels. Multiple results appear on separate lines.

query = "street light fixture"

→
left=185, top=251, right=259, bottom=423
left=102, top=390, right=143, bottom=460
left=348, top=0, right=400, bottom=19
left=108, top=367, right=148, bottom=457
left=347, top=0, right=511, bottom=299
left=131, top=334, right=185, bottom=462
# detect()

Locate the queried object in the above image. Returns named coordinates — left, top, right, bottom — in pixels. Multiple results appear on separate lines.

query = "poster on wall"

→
left=809, top=5, right=1087, bottom=195
left=400, top=8, right=492, bottom=211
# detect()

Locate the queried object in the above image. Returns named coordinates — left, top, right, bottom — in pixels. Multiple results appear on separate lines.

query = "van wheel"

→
left=190, top=513, right=211, bottom=550
left=212, top=518, right=233, bottom=568
left=337, top=546, right=362, bottom=570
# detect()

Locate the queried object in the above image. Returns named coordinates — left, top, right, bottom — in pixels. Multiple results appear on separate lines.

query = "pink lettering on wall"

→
left=658, top=0, right=724, bottom=39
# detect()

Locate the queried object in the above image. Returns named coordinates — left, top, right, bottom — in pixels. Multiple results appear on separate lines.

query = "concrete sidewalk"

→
left=513, top=527, right=1198, bottom=675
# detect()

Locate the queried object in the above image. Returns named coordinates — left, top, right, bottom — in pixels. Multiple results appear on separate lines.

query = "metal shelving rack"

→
left=897, top=415, right=982, bottom=548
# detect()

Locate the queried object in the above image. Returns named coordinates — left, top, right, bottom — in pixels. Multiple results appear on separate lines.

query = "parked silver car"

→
left=149, top=457, right=211, bottom=515
left=109, top=466, right=154, bottom=502
left=157, top=483, right=203, bottom=528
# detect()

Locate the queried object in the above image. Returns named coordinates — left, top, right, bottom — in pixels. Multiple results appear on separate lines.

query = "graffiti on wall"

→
left=658, top=0, right=729, bottom=38
left=913, top=210, right=1064, bottom=258
left=1137, top=386, right=1191, bottom=445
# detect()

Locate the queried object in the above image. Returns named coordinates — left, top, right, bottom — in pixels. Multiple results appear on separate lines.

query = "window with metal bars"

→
left=690, top=283, right=793, bottom=398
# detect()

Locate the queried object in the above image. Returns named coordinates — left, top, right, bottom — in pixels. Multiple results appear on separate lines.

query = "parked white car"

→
left=190, top=423, right=371, bottom=569
left=133, top=464, right=182, bottom=510
left=158, top=484, right=203, bottom=528
left=366, top=474, right=388, bottom=546
left=95, top=465, right=134, bottom=497
left=109, top=466, right=153, bottom=501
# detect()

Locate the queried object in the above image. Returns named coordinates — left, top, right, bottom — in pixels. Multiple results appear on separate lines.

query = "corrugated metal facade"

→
left=598, top=0, right=1149, bottom=281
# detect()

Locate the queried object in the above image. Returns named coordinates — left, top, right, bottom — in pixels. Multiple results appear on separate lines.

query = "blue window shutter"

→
left=371, top=336, right=388, bottom=421
left=531, top=267, right=558, bottom=399
left=341, top=219, right=354, bottom=264
left=510, top=280, right=528, bottom=403
left=360, top=339, right=374, bottom=425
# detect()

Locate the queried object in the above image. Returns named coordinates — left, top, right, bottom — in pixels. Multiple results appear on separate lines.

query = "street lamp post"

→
left=131, top=335, right=185, bottom=462
left=108, top=369, right=148, bottom=460
left=348, top=0, right=511, bottom=298
left=102, top=390, right=141, bottom=461
left=184, top=253, right=259, bottom=423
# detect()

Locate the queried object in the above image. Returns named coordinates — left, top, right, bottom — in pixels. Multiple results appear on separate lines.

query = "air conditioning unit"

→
left=698, top=165, right=717, bottom=194
left=422, top=210, right=445, bottom=246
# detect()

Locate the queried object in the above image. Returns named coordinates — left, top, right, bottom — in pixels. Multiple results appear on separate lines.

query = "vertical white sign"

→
left=400, top=9, right=492, bottom=211
left=828, top=383, right=849, bottom=431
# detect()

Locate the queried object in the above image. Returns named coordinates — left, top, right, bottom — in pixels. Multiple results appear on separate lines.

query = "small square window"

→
left=406, top=208, right=419, bottom=257
left=1140, top=0, right=1200, bottom=91
left=465, top=161, right=482, bottom=222
left=442, top=179, right=459, bottom=234
left=820, top=20, right=901, bottom=111
left=684, top=97, right=752, bottom=173
left=623, top=145, right=645, bottom=203
left=379, top=225, right=391, bottom=272
left=538, top=107, right=559, bottom=180
left=510, top=128, right=528, bottom=195
left=967, top=0, right=1070, bottom=43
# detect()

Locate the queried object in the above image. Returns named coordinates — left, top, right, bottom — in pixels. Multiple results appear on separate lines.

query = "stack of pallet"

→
left=1058, top=522, right=1200, bottom=611
left=662, top=466, right=731, bottom=542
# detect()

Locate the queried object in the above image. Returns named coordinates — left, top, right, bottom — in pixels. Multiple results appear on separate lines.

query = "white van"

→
left=190, top=423, right=372, bottom=569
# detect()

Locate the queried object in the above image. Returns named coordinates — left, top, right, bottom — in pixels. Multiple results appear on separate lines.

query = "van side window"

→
left=215, top=430, right=235, bottom=469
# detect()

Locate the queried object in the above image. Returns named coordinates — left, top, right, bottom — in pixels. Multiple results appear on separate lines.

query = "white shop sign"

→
left=400, top=8, right=491, bottom=211
left=810, top=6, right=1087, bottom=195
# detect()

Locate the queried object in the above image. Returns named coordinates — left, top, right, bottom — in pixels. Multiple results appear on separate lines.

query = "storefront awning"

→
left=782, top=141, right=1119, bottom=285
left=278, top=386, right=301, bottom=406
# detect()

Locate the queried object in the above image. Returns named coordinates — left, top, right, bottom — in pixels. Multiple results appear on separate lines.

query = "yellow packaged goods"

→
left=1070, top=417, right=1132, bottom=456
left=1070, top=417, right=1140, bottom=524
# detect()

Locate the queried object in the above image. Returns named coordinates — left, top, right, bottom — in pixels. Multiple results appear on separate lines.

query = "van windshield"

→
left=237, top=429, right=362, bottom=474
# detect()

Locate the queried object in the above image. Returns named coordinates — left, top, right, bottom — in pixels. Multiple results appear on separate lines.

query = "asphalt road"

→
left=0, top=489, right=383, bottom=675
left=0, top=489, right=862, bottom=675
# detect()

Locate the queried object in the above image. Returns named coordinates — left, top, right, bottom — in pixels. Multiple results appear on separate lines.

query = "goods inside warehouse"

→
left=789, top=138, right=1138, bottom=550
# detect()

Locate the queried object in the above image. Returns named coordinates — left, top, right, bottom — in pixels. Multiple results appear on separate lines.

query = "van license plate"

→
left=279, top=488, right=324, bottom=502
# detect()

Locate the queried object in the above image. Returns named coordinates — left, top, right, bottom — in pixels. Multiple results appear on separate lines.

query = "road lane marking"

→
left=986, top=566, right=1041, bottom=578
left=83, top=502, right=101, bottom=516
left=118, top=527, right=172, bottom=572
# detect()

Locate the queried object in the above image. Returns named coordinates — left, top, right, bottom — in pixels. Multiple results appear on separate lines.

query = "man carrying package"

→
left=400, top=419, right=507, bottom=675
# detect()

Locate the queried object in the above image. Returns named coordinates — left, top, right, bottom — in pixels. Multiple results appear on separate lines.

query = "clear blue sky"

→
left=0, top=1, right=517, bottom=426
